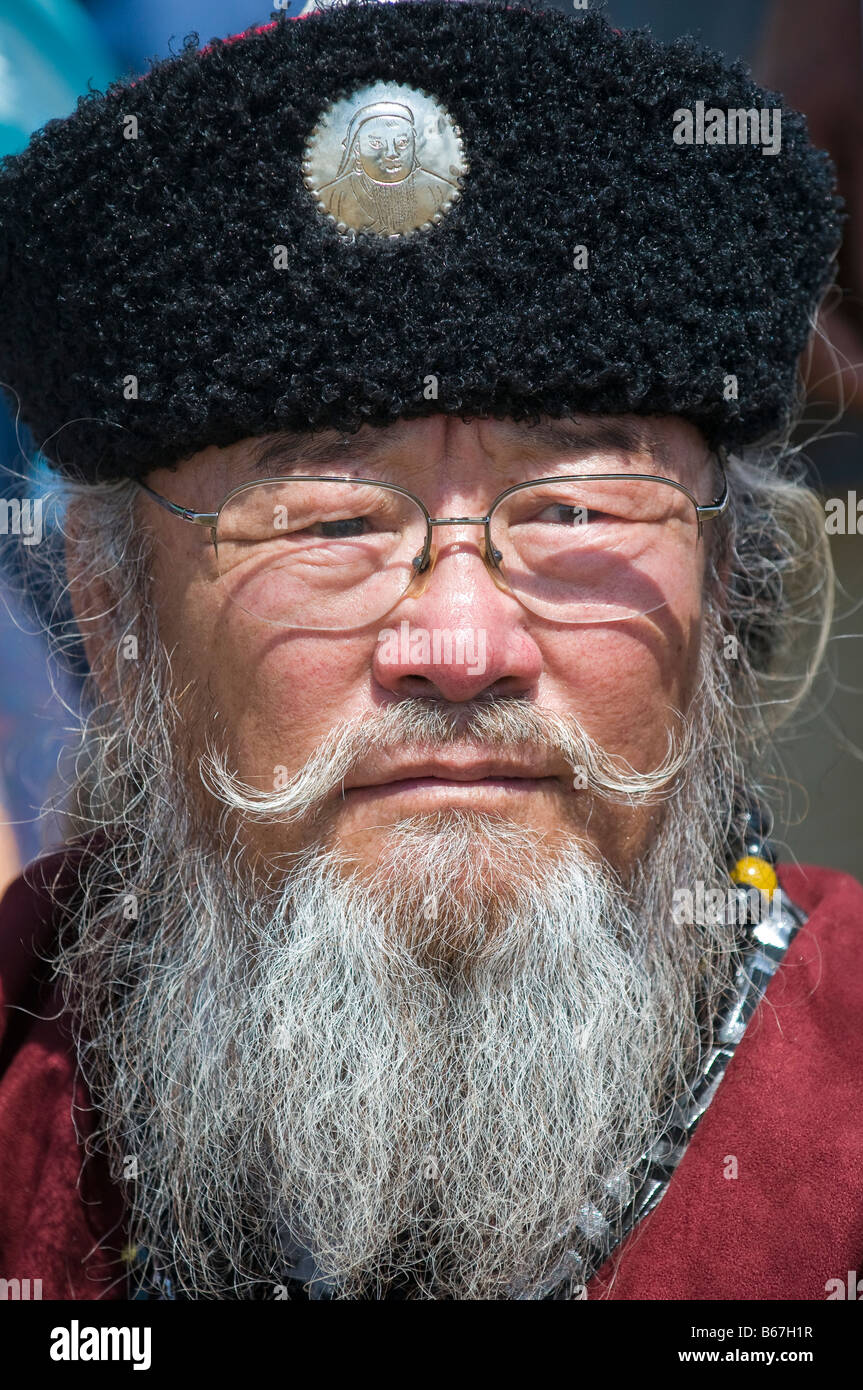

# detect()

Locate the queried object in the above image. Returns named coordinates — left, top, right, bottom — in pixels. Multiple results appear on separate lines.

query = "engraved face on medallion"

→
left=302, top=82, right=468, bottom=237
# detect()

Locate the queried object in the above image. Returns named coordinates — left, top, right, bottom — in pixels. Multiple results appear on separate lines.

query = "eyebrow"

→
left=248, top=416, right=662, bottom=477
left=493, top=418, right=661, bottom=466
left=249, top=423, right=414, bottom=475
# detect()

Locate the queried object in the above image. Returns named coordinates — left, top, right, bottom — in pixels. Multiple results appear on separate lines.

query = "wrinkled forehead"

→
left=247, top=413, right=710, bottom=475
left=154, top=412, right=716, bottom=505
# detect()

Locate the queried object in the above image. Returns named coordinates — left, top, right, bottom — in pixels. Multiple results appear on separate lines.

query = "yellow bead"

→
left=730, top=856, right=778, bottom=897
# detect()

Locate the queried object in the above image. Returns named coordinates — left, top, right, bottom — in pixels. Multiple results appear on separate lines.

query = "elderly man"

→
left=0, top=2, right=860, bottom=1302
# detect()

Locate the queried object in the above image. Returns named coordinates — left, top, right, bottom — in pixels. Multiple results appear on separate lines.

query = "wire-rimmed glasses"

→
left=137, top=448, right=728, bottom=631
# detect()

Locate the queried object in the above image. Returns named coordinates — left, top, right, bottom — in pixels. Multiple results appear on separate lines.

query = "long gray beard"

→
left=51, top=605, right=747, bottom=1300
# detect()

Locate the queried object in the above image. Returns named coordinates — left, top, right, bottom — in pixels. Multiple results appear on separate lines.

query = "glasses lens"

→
left=215, top=479, right=427, bottom=629
left=490, top=476, right=699, bottom=623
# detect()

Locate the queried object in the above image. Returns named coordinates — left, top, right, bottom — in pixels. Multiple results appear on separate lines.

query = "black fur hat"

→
left=0, top=0, right=843, bottom=482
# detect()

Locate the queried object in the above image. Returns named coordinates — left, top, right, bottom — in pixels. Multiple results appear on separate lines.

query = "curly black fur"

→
left=0, top=0, right=844, bottom=482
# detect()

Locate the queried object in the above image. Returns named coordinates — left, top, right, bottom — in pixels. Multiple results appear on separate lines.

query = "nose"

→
left=371, top=520, right=542, bottom=703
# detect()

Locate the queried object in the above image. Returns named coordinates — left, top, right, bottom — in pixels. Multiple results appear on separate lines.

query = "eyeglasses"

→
left=137, top=449, right=728, bottom=631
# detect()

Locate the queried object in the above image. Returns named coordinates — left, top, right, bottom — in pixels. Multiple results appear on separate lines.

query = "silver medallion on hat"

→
left=302, top=81, right=468, bottom=237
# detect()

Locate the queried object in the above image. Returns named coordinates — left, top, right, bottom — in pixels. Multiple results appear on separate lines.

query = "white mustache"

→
left=199, top=698, right=693, bottom=824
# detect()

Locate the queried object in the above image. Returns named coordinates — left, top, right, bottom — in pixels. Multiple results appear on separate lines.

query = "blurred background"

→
left=0, top=0, right=860, bottom=897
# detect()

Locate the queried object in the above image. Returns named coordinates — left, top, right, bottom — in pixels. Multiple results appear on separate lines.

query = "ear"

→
left=63, top=498, right=122, bottom=708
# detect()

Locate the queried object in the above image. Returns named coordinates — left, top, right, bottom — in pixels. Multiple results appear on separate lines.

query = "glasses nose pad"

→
left=481, top=531, right=515, bottom=596
left=403, top=543, right=438, bottom=599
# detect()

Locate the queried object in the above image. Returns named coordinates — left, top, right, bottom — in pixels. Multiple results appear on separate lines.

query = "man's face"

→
left=357, top=116, right=414, bottom=180
left=138, top=413, right=713, bottom=879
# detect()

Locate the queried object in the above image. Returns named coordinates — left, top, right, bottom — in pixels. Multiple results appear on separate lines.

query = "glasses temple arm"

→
left=137, top=480, right=219, bottom=527
left=695, top=447, right=730, bottom=522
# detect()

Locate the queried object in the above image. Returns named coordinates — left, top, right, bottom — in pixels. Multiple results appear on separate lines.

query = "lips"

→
left=339, top=758, right=564, bottom=798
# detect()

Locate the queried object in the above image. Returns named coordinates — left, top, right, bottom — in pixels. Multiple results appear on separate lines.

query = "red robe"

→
left=1, top=847, right=861, bottom=1301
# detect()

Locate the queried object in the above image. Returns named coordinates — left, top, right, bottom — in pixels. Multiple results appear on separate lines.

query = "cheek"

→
left=147, top=529, right=374, bottom=778
left=544, top=603, right=704, bottom=770
left=203, top=629, right=375, bottom=781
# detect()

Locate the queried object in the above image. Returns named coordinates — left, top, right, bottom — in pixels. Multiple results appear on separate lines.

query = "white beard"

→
left=219, top=811, right=725, bottom=1300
